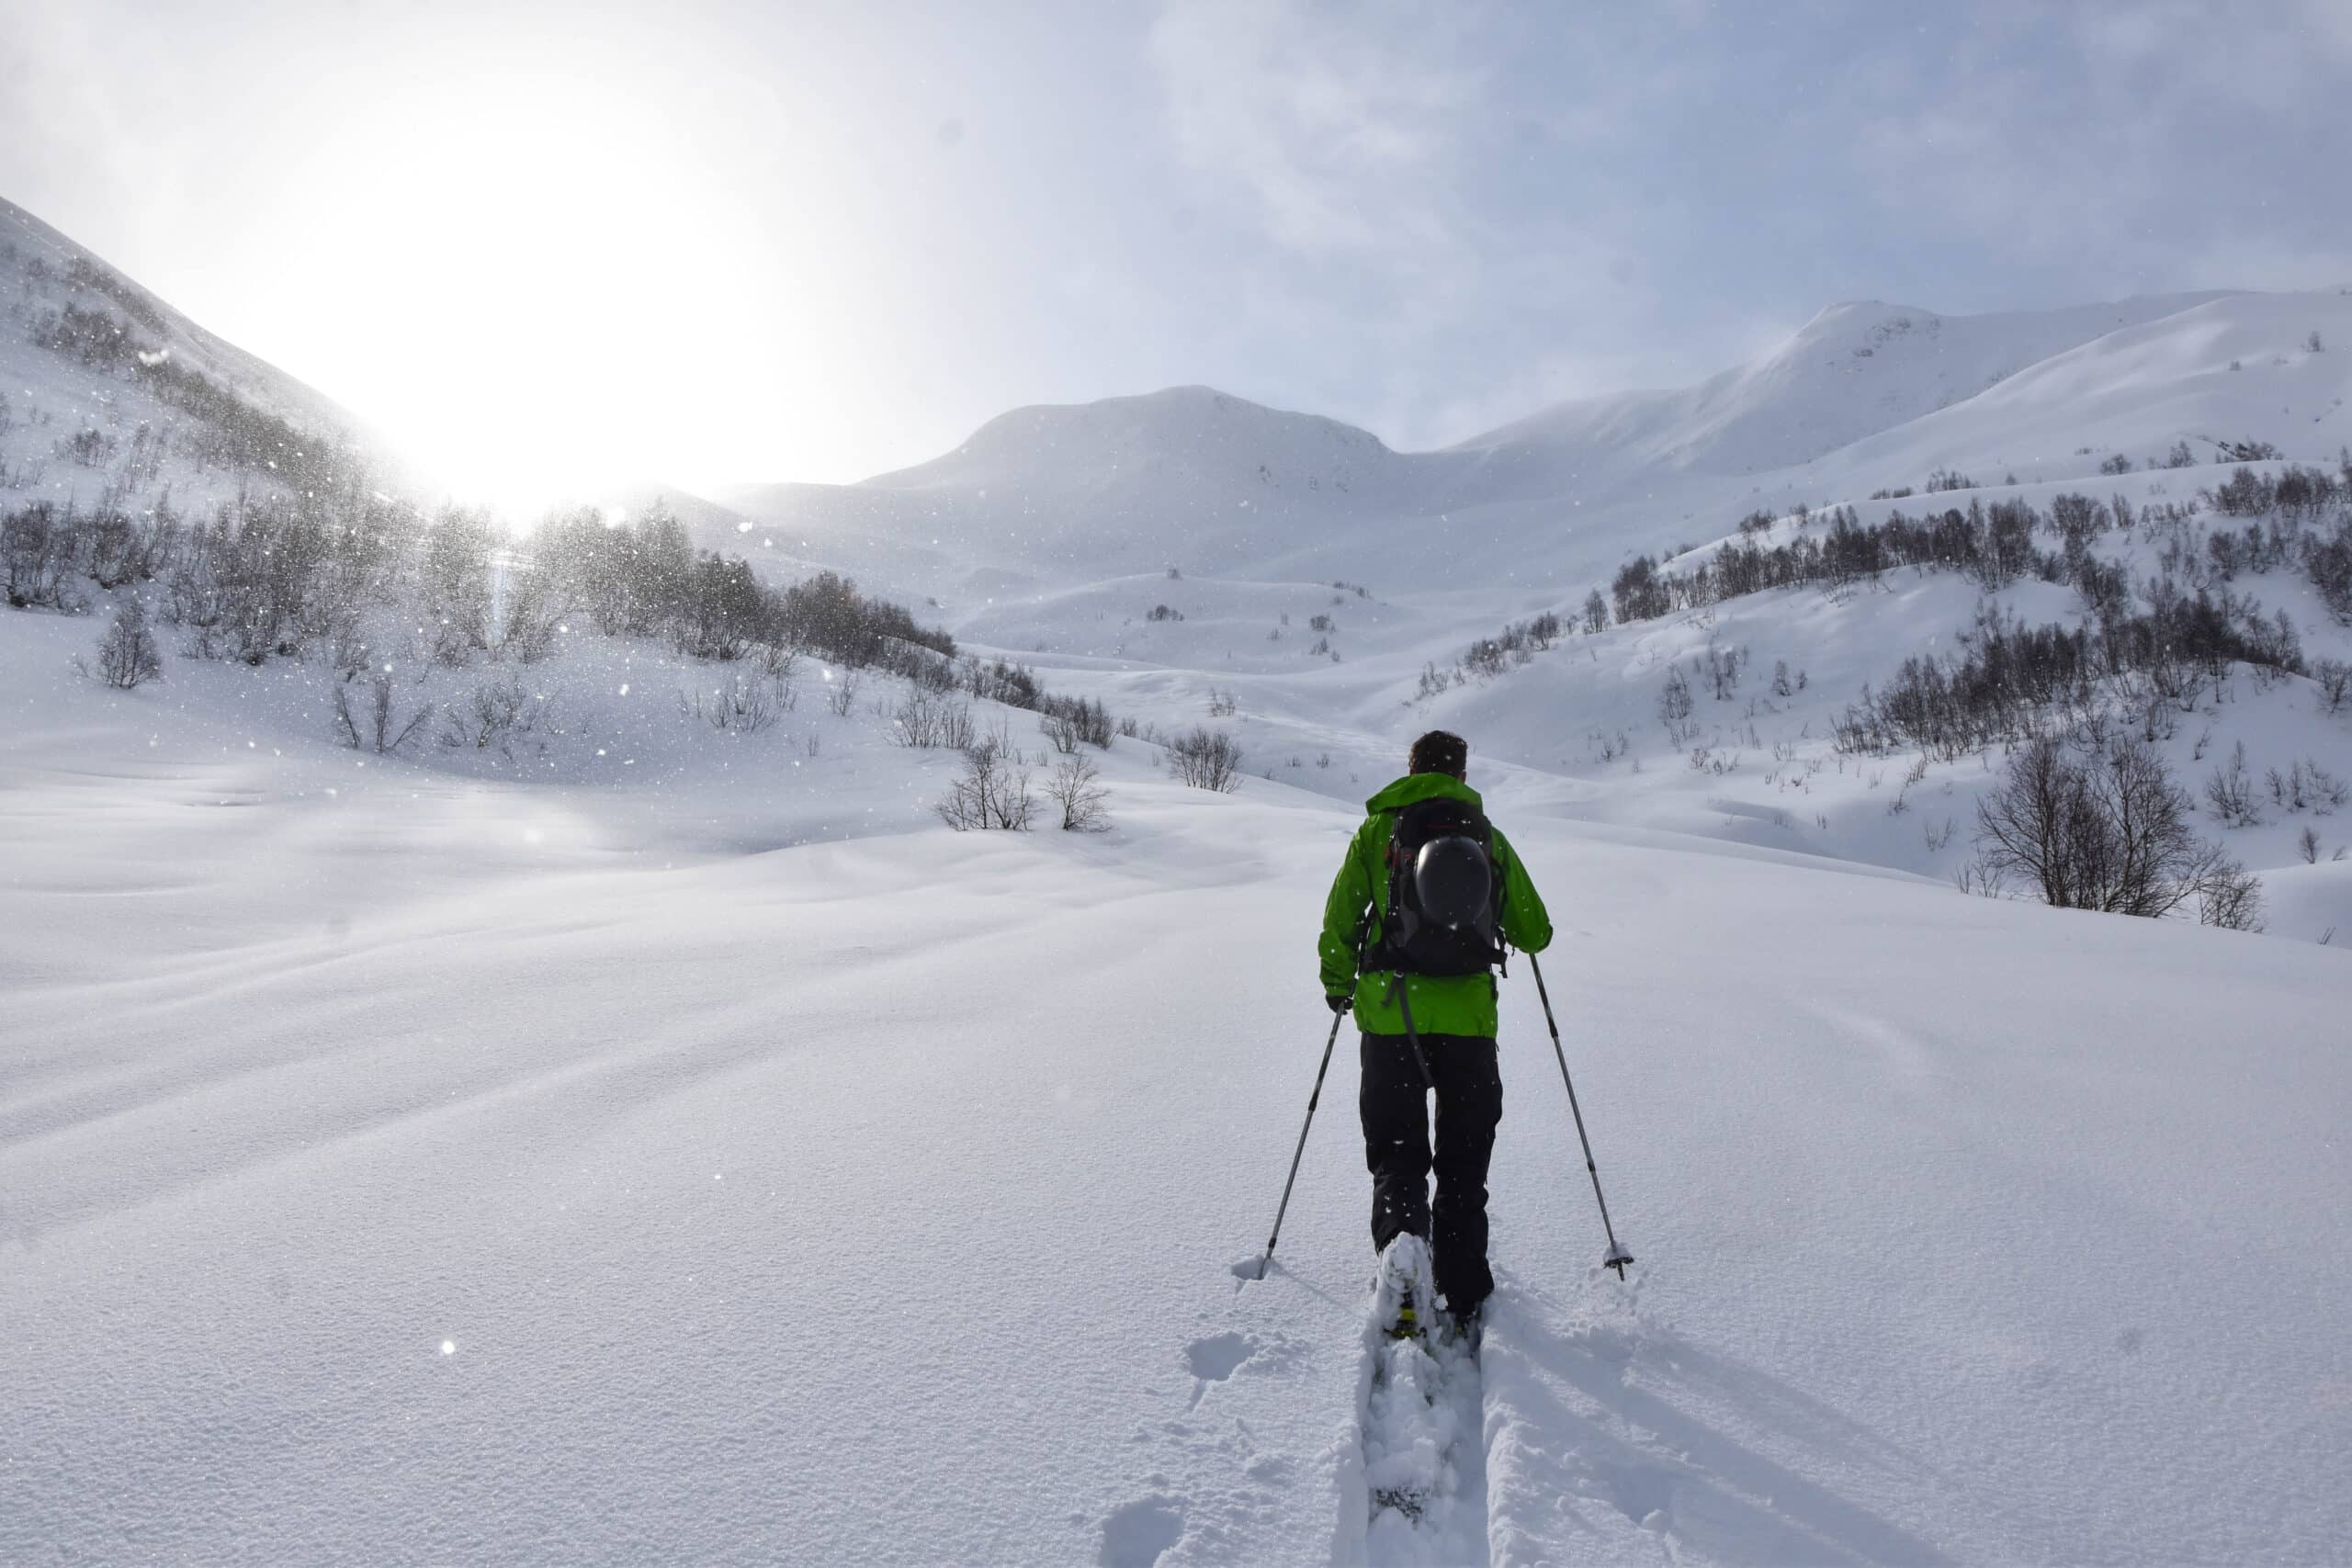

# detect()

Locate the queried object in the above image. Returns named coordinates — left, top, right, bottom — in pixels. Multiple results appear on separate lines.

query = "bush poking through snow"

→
left=825, top=670, right=861, bottom=717
left=1973, top=737, right=2259, bottom=926
left=1167, top=727, right=1244, bottom=792
left=2199, top=862, right=2266, bottom=931
left=686, top=672, right=781, bottom=734
left=1657, top=667, right=1695, bottom=744
left=894, top=687, right=975, bottom=749
left=2205, top=741, right=2262, bottom=827
left=2315, top=660, right=2352, bottom=714
left=1046, top=756, right=1112, bottom=832
left=334, top=671, right=432, bottom=754
left=440, top=676, right=548, bottom=761
left=936, top=739, right=1035, bottom=830
left=96, top=597, right=161, bottom=689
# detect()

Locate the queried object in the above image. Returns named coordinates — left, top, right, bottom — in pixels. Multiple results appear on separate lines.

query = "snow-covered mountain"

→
left=720, top=288, right=2352, bottom=600
left=1442, top=291, right=2235, bottom=494
left=0, top=197, right=390, bottom=514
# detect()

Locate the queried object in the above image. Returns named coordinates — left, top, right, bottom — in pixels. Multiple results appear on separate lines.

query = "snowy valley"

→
left=4, top=196, right=2349, bottom=1567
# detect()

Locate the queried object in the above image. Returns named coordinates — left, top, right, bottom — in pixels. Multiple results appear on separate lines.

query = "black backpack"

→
left=1366, top=795, right=1506, bottom=976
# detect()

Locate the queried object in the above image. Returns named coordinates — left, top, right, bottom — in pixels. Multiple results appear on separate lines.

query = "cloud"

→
left=1147, top=0, right=1483, bottom=258
left=1841, top=1, right=2352, bottom=289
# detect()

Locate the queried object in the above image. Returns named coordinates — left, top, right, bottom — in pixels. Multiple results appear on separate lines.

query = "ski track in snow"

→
left=1357, top=1331, right=1489, bottom=1568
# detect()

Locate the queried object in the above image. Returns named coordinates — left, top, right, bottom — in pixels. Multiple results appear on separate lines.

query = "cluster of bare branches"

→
left=1970, top=736, right=2261, bottom=929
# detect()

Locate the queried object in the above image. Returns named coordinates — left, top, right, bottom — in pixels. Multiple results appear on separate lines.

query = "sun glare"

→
left=263, top=62, right=851, bottom=518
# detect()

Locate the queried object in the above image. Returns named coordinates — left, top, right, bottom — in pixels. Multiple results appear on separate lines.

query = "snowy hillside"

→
left=1446, top=292, right=2234, bottom=493
left=5, top=197, right=2351, bottom=1565
left=1, top=197, right=388, bottom=518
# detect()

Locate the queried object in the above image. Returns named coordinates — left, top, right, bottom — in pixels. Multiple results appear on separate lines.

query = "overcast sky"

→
left=4, top=0, right=2348, bottom=501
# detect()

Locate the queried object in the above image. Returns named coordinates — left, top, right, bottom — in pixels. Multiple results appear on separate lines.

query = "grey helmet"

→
left=1413, top=835, right=1492, bottom=930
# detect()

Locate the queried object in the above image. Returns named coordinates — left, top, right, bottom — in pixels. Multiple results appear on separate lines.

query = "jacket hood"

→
left=1364, top=773, right=1483, bottom=813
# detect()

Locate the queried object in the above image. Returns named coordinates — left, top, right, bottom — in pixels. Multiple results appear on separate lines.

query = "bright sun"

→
left=257, top=61, right=856, bottom=516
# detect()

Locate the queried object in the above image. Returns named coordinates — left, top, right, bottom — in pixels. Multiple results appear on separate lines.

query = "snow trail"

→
left=1351, top=1237, right=1492, bottom=1567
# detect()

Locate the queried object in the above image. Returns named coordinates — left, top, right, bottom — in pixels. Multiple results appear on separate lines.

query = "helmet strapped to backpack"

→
left=1367, top=796, right=1507, bottom=976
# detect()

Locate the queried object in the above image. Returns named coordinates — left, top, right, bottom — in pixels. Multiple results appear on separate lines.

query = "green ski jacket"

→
left=1318, top=773, right=1553, bottom=1038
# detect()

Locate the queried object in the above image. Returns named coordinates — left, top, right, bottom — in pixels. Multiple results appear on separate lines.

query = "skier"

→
left=1319, top=730, right=1551, bottom=1342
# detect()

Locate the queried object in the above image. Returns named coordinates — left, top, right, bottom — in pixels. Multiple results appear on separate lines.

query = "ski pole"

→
left=1255, top=1003, right=1348, bottom=1281
left=1527, top=950, right=1634, bottom=1279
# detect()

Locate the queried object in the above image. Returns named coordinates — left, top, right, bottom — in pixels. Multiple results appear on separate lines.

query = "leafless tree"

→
left=96, top=597, right=161, bottom=688
left=1976, top=736, right=2256, bottom=921
left=1168, top=726, right=1244, bottom=792
left=1581, top=589, right=1609, bottom=635
left=2314, top=660, right=2352, bottom=714
left=1046, top=755, right=1112, bottom=831
left=936, top=738, right=1034, bottom=830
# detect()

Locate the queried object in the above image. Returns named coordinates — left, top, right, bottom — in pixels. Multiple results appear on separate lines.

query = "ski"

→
left=1362, top=1235, right=1453, bottom=1527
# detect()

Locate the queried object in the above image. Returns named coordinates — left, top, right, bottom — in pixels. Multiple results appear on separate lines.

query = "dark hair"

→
left=1408, top=730, right=1467, bottom=776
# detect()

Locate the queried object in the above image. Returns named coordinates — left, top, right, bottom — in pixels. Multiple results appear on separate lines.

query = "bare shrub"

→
left=1657, top=666, right=1695, bottom=743
left=440, top=675, right=546, bottom=759
left=1954, top=851, right=2007, bottom=897
left=2198, top=858, right=2265, bottom=931
left=2315, top=659, right=2352, bottom=714
left=335, top=671, right=433, bottom=753
left=1039, top=694, right=1113, bottom=750
left=1046, top=755, right=1112, bottom=831
left=1975, top=735, right=2251, bottom=919
left=96, top=597, right=161, bottom=688
left=2204, top=741, right=2262, bottom=826
left=825, top=670, right=861, bottom=716
left=691, top=671, right=779, bottom=733
left=894, top=687, right=974, bottom=749
left=1167, top=726, right=1244, bottom=792
left=499, top=571, right=561, bottom=662
left=936, top=738, right=1034, bottom=830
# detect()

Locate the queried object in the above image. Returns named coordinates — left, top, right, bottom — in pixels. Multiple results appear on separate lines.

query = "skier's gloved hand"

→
left=1326, top=993, right=1352, bottom=1015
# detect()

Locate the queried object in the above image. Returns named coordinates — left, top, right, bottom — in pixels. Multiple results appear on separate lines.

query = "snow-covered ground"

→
left=4, top=601, right=2347, bottom=1566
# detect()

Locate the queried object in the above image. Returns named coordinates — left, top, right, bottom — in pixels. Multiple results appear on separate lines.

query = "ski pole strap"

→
left=1384, top=973, right=1437, bottom=1090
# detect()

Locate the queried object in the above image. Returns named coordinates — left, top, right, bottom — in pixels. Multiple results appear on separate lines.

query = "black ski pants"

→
left=1359, top=1031, right=1501, bottom=1315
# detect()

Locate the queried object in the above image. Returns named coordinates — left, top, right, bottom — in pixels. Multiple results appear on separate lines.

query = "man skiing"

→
left=1318, top=730, right=1551, bottom=1341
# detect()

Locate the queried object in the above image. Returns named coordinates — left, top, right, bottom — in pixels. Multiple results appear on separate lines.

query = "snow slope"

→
left=1440, top=291, right=2233, bottom=494
left=4, top=605, right=2348, bottom=1566
left=1, top=197, right=387, bottom=517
